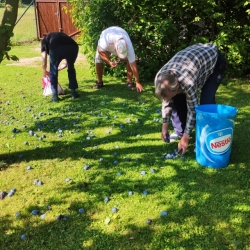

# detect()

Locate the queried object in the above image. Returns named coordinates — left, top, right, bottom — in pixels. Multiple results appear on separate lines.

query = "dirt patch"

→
left=6, top=53, right=87, bottom=67
left=6, top=57, right=41, bottom=67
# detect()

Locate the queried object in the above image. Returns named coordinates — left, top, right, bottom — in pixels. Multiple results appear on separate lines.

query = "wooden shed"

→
left=35, top=0, right=80, bottom=40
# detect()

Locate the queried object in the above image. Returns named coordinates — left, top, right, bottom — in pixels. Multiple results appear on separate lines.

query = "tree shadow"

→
left=1, top=78, right=250, bottom=249
left=1, top=156, right=250, bottom=249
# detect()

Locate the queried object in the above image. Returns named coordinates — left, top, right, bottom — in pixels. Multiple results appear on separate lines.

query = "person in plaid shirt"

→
left=154, top=43, right=227, bottom=154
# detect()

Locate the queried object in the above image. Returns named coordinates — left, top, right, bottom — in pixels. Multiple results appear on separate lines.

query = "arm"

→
left=162, top=122, right=170, bottom=141
left=178, top=85, right=198, bottom=154
left=41, top=51, right=49, bottom=77
left=178, top=134, right=190, bottom=154
left=161, top=100, right=172, bottom=142
left=129, top=61, right=143, bottom=92
left=58, top=60, right=67, bottom=71
left=98, top=48, right=118, bottom=68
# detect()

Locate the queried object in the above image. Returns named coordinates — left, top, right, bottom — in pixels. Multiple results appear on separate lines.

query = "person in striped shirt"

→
left=154, top=43, right=227, bottom=154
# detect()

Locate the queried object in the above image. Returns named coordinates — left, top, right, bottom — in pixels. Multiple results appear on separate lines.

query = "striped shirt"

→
left=155, top=43, right=218, bottom=135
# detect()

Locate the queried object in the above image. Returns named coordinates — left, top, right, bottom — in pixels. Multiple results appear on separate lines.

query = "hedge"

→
left=68, top=0, right=250, bottom=80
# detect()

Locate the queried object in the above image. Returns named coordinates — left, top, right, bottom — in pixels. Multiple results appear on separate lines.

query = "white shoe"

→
left=169, top=132, right=182, bottom=142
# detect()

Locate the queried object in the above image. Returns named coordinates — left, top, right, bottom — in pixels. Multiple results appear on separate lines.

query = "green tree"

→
left=0, top=0, right=19, bottom=63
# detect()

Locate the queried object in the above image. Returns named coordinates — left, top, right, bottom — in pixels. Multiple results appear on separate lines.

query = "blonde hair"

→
left=155, top=71, right=178, bottom=99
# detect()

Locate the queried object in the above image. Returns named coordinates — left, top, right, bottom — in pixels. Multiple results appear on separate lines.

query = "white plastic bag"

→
left=42, top=76, right=64, bottom=96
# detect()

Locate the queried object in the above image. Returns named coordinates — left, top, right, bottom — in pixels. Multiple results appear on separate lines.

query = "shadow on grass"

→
left=1, top=159, right=250, bottom=249
left=216, top=84, right=250, bottom=164
left=0, top=212, right=157, bottom=250
left=0, top=81, right=166, bottom=164
left=1, top=81, right=250, bottom=249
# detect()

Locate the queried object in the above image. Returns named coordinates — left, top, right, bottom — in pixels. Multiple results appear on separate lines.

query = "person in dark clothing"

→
left=41, top=32, right=79, bottom=102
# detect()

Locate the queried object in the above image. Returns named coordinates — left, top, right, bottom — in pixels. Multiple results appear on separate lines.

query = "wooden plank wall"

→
left=35, top=0, right=80, bottom=40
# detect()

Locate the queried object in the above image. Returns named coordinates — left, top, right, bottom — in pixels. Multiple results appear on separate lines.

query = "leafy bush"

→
left=68, top=0, right=250, bottom=80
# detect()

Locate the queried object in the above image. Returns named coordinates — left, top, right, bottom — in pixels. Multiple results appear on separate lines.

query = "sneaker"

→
left=93, top=81, right=104, bottom=89
left=169, top=132, right=182, bottom=142
left=127, top=82, right=136, bottom=90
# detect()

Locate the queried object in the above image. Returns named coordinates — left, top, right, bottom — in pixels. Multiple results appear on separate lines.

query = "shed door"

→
left=35, top=0, right=80, bottom=40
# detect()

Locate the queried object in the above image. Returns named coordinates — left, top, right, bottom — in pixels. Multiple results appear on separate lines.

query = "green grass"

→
left=0, top=42, right=250, bottom=250
left=0, top=6, right=37, bottom=44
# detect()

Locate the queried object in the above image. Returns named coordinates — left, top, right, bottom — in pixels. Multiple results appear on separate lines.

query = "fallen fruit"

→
left=0, top=191, right=7, bottom=200
left=56, top=214, right=63, bottom=220
left=31, top=210, right=39, bottom=215
left=37, top=181, right=43, bottom=186
left=20, top=234, right=26, bottom=240
left=79, top=208, right=84, bottom=213
left=104, top=197, right=109, bottom=203
left=65, top=178, right=71, bottom=182
left=111, top=207, right=117, bottom=213
left=15, top=211, right=21, bottom=217
left=40, top=214, right=46, bottom=219
left=160, top=211, right=168, bottom=216
left=83, top=164, right=90, bottom=170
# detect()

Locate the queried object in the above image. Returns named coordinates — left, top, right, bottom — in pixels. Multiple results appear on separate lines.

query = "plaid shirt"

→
left=155, top=43, right=218, bottom=135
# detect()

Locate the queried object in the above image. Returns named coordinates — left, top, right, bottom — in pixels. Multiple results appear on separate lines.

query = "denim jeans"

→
left=49, top=44, right=79, bottom=95
left=171, top=51, right=227, bottom=136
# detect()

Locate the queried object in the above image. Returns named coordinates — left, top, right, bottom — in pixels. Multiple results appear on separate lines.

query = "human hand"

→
left=43, top=70, right=50, bottom=77
left=162, top=132, right=170, bottom=143
left=135, top=83, right=144, bottom=92
left=178, top=134, right=189, bottom=154
left=161, top=123, right=169, bottom=142
left=110, top=61, right=118, bottom=68
left=58, top=62, right=67, bottom=71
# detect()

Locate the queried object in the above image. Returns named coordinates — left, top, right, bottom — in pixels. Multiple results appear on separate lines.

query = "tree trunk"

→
left=0, top=0, right=19, bottom=63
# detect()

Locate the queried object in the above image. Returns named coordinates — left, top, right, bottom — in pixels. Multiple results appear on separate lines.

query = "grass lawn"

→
left=0, top=42, right=250, bottom=250
left=0, top=6, right=37, bottom=44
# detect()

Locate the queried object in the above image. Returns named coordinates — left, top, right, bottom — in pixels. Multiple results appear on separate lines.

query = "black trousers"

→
left=49, top=44, right=79, bottom=94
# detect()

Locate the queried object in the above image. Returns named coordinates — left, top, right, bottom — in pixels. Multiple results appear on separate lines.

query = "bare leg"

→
left=126, top=61, right=133, bottom=83
left=96, top=63, right=104, bottom=82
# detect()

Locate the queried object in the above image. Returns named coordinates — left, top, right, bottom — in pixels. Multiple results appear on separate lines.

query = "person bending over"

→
left=41, top=32, right=79, bottom=102
left=93, top=26, right=143, bottom=92
left=154, top=43, right=227, bottom=154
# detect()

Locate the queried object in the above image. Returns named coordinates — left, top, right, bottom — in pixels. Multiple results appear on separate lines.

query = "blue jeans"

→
left=49, top=44, right=79, bottom=95
left=172, top=51, right=227, bottom=136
